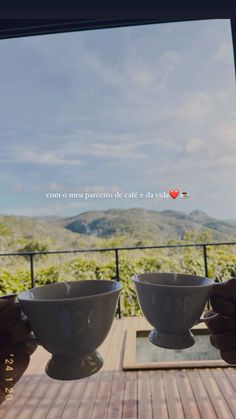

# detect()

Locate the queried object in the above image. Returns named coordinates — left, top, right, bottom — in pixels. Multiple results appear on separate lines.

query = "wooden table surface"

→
left=0, top=316, right=236, bottom=419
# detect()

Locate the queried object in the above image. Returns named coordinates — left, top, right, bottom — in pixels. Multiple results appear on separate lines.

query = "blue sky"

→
left=0, top=19, right=235, bottom=219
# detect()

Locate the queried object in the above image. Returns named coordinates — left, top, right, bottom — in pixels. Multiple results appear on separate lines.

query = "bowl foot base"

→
left=149, top=329, right=195, bottom=349
left=45, top=351, right=103, bottom=380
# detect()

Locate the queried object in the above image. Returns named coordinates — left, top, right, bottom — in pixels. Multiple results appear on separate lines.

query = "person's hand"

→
left=205, top=277, right=236, bottom=364
left=0, top=295, right=37, bottom=403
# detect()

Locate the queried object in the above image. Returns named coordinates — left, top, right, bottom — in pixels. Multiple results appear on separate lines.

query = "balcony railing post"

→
left=202, top=245, right=211, bottom=310
left=203, top=245, right=208, bottom=278
left=29, top=253, right=35, bottom=288
left=115, top=249, right=121, bottom=318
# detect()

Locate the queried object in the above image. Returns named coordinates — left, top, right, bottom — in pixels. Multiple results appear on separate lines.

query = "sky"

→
left=0, top=19, right=235, bottom=219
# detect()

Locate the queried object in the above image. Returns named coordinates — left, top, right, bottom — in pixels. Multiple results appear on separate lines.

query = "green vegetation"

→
left=1, top=242, right=236, bottom=316
left=0, top=210, right=236, bottom=316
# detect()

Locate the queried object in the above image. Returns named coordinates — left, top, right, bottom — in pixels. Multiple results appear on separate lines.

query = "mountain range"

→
left=1, top=209, right=236, bottom=252
left=63, top=208, right=236, bottom=243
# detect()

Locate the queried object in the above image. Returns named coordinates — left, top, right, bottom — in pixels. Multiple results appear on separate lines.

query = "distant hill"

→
left=0, top=209, right=236, bottom=253
left=63, top=208, right=236, bottom=243
left=0, top=215, right=100, bottom=252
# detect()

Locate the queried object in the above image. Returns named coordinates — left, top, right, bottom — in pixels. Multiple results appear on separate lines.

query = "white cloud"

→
left=173, top=92, right=210, bottom=123
left=15, top=184, right=24, bottom=192
left=213, top=42, right=233, bottom=62
left=185, top=138, right=205, bottom=154
left=154, top=92, right=211, bottom=125
left=212, top=121, right=236, bottom=150
left=61, top=131, right=151, bottom=159
left=159, top=50, right=181, bottom=71
left=50, top=182, right=64, bottom=191
left=128, top=66, right=153, bottom=86
left=0, top=148, right=82, bottom=166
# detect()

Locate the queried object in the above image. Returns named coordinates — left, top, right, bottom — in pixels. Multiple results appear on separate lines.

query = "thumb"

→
left=209, top=278, right=236, bottom=302
left=0, top=294, right=16, bottom=311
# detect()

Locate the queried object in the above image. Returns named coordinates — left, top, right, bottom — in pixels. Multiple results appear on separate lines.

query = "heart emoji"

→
left=169, top=190, right=179, bottom=199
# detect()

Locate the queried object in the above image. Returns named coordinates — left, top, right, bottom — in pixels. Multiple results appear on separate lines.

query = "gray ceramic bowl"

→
left=132, top=273, right=215, bottom=349
left=18, top=280, right=122, bottom=380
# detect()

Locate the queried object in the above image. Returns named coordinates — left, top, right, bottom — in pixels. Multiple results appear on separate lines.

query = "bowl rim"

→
left=131, top=272, right=215, bottom=288
left=17, top=279, right=122, bottom=302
